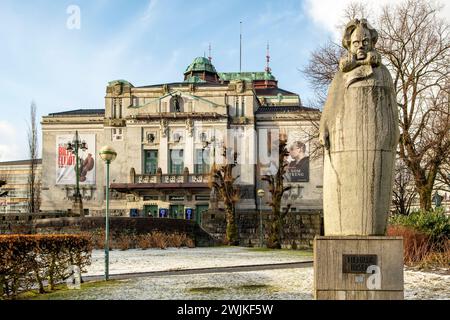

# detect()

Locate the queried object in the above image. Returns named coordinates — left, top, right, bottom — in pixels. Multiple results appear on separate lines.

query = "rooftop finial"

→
left=208, top=43, right=212, bottom=62
left=265, top=42, right=271, bottom=73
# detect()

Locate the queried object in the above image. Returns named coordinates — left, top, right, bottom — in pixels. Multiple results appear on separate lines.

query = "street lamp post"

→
left=99, top=145, right=117, bottom=281
left=257, top=189, right=265, bottom=248
left=203, top=132, right=217, bottom=211
left=66, top=131, right=88, bottom=217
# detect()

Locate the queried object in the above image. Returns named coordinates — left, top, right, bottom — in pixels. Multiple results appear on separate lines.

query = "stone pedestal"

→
left=72, top=195, right=84, bottom=217
left=314, top=236, right=404, bottom=300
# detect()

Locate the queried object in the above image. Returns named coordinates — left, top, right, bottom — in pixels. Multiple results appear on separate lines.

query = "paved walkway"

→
left=84, top=260, right=314, bottom=281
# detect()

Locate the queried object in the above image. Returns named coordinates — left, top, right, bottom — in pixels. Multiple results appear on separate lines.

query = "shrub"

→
left=151, top=232, right=167, bottom=249
left=387, top=225, right=450, bottom=268
left=389, top=209, right=450, bottom=268
left=0, top=234, right=92, bottom=299
left=389, top=209, right=449, bottom=249
left=136, top=234, right=152, bottom=250
left=86, top=229, right=195, bottom=250
left=115, top=234, right=135, bottom=251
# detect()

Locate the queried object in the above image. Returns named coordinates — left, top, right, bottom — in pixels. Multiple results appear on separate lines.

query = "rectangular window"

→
left=235, top=96, right=239, bottom=117
left=194, top=149, right=210, bottom=174
left=112, top=128, right=123, bottom=141
left=241, top=96, right=245, bottom=117
left=144, top=150, right=158, bottom=174
left=112, top=98, right=122, bottom=119
left=169, top=149, right=184, bottom=174
left=267, top=130, right=272, bottom=157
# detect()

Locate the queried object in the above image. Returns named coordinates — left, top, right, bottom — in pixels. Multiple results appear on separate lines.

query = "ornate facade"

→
left=40, top=57, right=323, bottom=222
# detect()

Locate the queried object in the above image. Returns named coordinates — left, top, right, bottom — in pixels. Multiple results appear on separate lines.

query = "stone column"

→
left=184, top=121, right=195, bottom=173
left=159, top=135, right=169, bottom=174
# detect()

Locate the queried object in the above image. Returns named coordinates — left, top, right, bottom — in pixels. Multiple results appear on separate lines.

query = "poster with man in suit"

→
left=285, top=139, right=309, bottom=182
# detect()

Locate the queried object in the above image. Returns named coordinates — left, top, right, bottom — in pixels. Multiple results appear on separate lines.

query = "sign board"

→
left=342, top=254, right=378, bottom=273
left=159, top=208, right=168, bottom=218
left=169, top=195, right=185, bottom=201
left=185, top=208, right=193, bottom=220
left=56, top=134, right=96, bottom=185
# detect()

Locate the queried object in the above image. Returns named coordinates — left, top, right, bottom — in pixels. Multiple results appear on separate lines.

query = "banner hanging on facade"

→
left=284, top=130, right=310, bottom=182
left=56, top=134, right=96, bottom=185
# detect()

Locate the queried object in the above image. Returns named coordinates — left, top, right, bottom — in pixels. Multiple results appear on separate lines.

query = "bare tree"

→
left=377, top=0, right=450, bottom=211
left=392, top=160, right=417, bottom=215
left=302, top=0, right=450, bottom=211
left=302, top=41, right=344, bottom=107
left=209, top=147, right=240, bottom=245
left=261, top=135, right=292, bottom=249
left=0, top=179, right=7, bottom=196
left=27, top=101, right=40, bottom=214
left=301, top=1, right=367, bottom=107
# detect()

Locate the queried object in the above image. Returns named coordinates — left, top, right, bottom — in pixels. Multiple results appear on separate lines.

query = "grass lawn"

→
left=245, top=247, right=313, bottom=257
left=17, top=279, right=122, bottom=300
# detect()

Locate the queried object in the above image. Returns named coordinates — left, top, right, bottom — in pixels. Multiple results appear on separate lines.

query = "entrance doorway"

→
left=144, top=205, right=158, bottom=217
left=195, top=204, right=209, bottom=224
left=169, top=205, right=184, bottom=219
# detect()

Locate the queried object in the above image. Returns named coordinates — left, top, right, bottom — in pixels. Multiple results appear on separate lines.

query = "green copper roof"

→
left=108, top=79, right=134, bottom=87
left=183, top=75, right=207, bottom=83
left=184, top=57, right=217, bottom=74
left=218, top=72, right=276, bottom=82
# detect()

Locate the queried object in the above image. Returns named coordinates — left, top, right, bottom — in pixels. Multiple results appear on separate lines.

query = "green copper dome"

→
left=184, top=57, right=217, bottom=75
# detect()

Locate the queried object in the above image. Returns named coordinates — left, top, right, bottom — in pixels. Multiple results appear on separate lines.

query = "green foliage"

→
left=389, top=208, right=449, bottom=245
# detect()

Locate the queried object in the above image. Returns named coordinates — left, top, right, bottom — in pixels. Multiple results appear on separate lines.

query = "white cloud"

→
left=141, top=0, right=159, bottom=23
left=0, top=121, right=23, bottom=162
left=304, top=0, right=450, bottom=40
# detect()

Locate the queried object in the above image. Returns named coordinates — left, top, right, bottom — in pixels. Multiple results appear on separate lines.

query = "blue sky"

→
left=0, top=0, right=448, bottom=161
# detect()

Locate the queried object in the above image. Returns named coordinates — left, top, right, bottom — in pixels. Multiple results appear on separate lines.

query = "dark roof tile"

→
left=48, top=109, right=105, bottom=116
left=256, top=105, right=319, bottom=113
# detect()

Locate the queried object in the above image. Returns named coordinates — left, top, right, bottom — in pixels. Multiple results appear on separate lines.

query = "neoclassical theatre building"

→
left=40, top=57, right=323, bottom=223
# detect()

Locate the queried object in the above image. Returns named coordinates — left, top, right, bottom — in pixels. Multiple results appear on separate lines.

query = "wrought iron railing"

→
left=135, top=173, right=209, bottom=184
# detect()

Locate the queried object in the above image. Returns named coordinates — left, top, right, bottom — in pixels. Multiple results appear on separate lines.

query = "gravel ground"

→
left=85, top=247, right=312, bottom=276
left=54, top=267, right=449, bottom=300
left=48, top=247, right=450, bottom=300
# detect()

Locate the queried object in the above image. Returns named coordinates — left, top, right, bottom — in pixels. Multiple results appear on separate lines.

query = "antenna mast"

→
left=265, top=42, right=271, bottom=73
left=240, top=21, right=242, bottom=72
left=208, top=43, right=212, bottom=62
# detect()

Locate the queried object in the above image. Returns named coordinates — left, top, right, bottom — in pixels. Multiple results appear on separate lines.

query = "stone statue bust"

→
left=319, top=19, right=399, bottom=236
left=113, top=82, right=122, bottom=96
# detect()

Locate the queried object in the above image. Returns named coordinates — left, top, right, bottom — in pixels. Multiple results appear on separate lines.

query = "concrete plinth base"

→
left=72, top=196, right=84, bottom=217
left=314, top=236, right=404, bottom=300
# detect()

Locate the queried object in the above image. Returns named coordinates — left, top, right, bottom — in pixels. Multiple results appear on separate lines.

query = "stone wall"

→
left=201, top=209, right=324, bottom=248
left=0, top=217, right=218, bottom=247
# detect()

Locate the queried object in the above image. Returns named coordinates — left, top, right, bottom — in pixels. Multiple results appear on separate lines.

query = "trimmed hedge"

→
left=0, top=234, right=92, bottom=299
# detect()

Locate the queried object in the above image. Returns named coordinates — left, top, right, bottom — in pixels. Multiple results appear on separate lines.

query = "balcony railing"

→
left=134, top=173, right=210, bottom=184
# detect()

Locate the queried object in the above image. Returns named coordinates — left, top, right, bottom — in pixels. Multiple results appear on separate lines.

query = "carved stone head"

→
left=234, top=80, right=245, bottom=94
left=113, top=82, right=123, bottom=96
left=342, top=19, right=378, bottom=60
left=339, top=19, right=381, bottom=72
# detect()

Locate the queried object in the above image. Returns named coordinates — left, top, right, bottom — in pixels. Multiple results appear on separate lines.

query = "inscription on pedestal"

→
left=342, top=254, right=378, bottom=273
